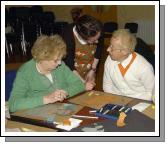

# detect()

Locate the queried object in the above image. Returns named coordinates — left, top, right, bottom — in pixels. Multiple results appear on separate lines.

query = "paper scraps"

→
left=81, top=123, right=104, bottom=132
left=56, top=118, right=82, bottom=131
left=116, top=112, right=127, bottom=127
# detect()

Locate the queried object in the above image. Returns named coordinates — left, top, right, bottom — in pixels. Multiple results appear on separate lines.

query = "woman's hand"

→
left=85, top=80, right=96, bottom=91
left=43, top=89, right=68, bottom=104
left=85, top=69, right=96, bottom=82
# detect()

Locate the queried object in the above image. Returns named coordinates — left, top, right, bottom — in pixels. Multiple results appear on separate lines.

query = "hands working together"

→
left=43, top=89, right=68, bottom=104
left=43, top=79, right=95, bottom=105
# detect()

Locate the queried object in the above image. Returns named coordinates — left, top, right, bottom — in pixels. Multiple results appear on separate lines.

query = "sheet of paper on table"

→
left=56, top=118, right=83, bottom=131
left=132, top=102, right=151, bottom=112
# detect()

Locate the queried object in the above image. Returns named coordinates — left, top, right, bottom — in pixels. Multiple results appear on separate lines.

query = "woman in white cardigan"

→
left=103, top=29, right=155, bottom=101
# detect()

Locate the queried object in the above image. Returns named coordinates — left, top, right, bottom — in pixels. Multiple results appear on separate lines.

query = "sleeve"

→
left=94, top=30, right=104, bottom=59
left=61, top=63, right=85, bottom=97
left=138, top=64, right=155, bottom=101
left=62, top=25, right=76, bottom=71
left=103, top=57, right=113, bottom=93
left=8, top=70, right=44, bottom=112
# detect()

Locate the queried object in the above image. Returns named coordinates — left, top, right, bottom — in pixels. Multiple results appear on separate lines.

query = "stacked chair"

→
left=5, top=6, right=69, bottom=63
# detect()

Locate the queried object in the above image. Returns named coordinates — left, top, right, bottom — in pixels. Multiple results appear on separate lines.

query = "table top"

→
left=6, top=90, right=155, bottom=132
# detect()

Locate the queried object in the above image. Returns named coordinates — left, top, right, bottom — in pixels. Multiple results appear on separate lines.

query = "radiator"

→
left=135, top=20, right=155, bottom=45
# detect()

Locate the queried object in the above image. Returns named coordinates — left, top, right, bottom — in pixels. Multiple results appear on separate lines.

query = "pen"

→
left=89, top=110, right=97, bottom=113
left=119, top=106, right=125, bottom=112
left=124, top=107, right=131, bottom=113
left=72, top=115, right=98, bottom=119
left=111, top=105, right=117, bottom=110
left=103, top=109, right=110, bottom=115
left=99, top=107, right=103, bottom=113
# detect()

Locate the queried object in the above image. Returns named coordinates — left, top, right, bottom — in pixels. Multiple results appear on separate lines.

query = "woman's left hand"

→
left=85, top=69, right=96, bottom=82
left=85, top=80, right=96, bottom=91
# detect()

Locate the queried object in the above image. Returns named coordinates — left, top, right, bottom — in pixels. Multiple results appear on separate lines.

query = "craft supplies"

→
left=95, top=104, right=132, bottom=121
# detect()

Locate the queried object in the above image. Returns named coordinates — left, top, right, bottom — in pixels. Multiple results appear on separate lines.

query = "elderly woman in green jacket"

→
left=9, top=35, right=95, bottom=112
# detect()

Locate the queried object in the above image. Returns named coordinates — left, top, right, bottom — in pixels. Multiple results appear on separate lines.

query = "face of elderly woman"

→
left=38, top=56, right=62, bottom=74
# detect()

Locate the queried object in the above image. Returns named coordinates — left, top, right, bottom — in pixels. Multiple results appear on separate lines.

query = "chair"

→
left=5, top=70, right=17, bottom=101
left=53, top=22, right=69, bottom=36
left=135, top=37, right=155, bottom=71
left=125, top=22, right=138, bottom=33
left=103, top=22, right=118, bottom=38
left=41, top=11, right=56, bottom=35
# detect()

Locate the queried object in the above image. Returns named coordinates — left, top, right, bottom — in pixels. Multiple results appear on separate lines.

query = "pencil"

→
left=72, top=115, right=98, bottom=119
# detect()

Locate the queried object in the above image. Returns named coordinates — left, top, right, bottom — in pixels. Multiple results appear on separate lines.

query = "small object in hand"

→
left=116, top=112, right=127, bottom=127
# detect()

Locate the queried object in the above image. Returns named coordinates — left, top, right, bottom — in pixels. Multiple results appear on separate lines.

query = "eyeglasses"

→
left=108, top=45, right=122, bottom=52
left=108, top=45, right=129, bottom=52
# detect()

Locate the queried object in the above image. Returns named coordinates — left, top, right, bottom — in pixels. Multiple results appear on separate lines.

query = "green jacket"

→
left=9, top=59, right=85, bottom=112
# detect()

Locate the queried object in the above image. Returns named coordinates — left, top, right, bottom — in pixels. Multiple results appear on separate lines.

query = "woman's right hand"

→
left=43, top=89, right=68, bottom=105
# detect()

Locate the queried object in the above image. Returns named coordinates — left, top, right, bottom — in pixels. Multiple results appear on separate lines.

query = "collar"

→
left=73, top=26, right=87, bottom=45
left=120, top=53, right=133, bottom=68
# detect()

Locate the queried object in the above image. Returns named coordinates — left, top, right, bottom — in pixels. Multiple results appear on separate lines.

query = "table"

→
left=6, top=90, right=155, bottom=132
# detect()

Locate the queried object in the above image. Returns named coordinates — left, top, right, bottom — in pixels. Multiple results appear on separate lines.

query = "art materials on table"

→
left=116, top=112, right=127, bottom=127
left=132, top=102, right=151, bottom=112
left=95, top=104, right=132, bottom=121
left=89, top=110, right=97, bottom=114
left=72, top=115, right=99, bottom=119
left=20, top=127, right=35, bottom=132
left=56, top=118, right=83, bottom=131
left=10, top=103, right=83, bottom=130
left=71, top=109, right=155, bottom=132
left=152, top=104, right=155, bottom=109
left=68, top=90, right=133, bottom=109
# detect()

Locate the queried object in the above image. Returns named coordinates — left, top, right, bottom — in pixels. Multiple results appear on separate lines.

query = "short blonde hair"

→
left=31, top=35, right=66, bottom=62
left=112, top=29, right=137, bottom=51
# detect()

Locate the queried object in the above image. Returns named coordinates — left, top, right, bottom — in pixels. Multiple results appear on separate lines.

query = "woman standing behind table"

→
left=62, top=15, right=104, bottom=83
left=9, top=35, right=94, bottom=113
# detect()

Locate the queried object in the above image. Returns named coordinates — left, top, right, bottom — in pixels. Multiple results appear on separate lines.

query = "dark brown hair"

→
left=75, top=15, right=102, bottom=40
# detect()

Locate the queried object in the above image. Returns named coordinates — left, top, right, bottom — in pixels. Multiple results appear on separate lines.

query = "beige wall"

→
left=117, top=5, right=155, bottom=28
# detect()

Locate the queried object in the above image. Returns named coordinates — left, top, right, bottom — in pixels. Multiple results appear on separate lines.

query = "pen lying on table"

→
left=72, top=115, right=99, bottom=119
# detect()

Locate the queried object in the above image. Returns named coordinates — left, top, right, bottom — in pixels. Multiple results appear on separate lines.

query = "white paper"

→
left=56, top=118, right=83, bottom=131
left=132, top=102, right=151, bottom=112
